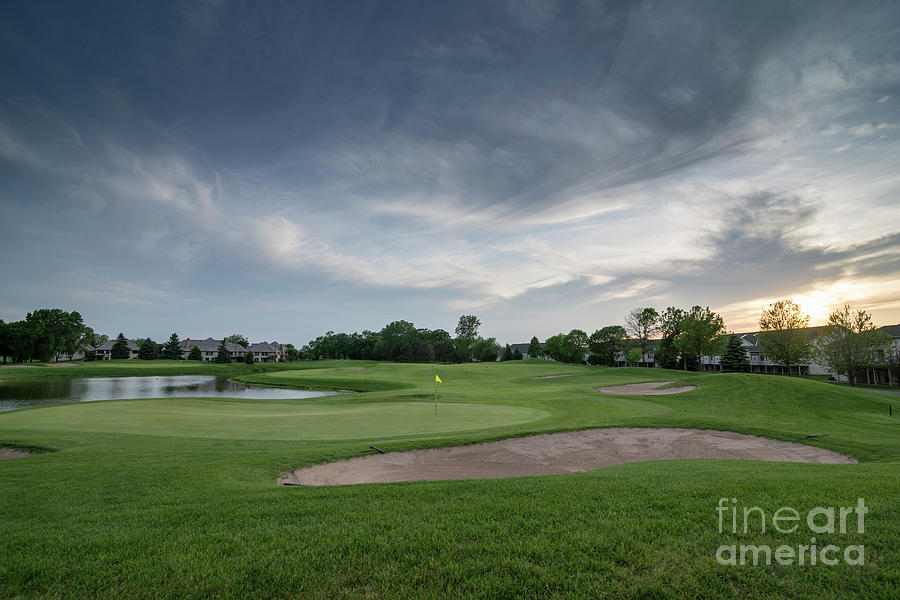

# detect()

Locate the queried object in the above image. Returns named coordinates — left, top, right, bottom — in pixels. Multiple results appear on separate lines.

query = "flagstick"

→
left=434, top=379, right=437, bottom=415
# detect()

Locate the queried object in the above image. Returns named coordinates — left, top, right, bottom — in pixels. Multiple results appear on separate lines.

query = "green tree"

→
left=527, top=336, right=543, bottom=358
left=561, top=329, right=589, bottom=363
left=161, top=333, right=182, bottom=360
left=110, top=333, right=130, bottom=360
left=138, top=338, right=158, bottom=360
left=815, top=305, right=892, bottom=386
left=225, top=334, right=249, bottom=348
left=472, top=337, right=500, bottom=362
left=721, top=334, right=749, bottom=372
left=25, top=308, right=86, bottom=362
left=626, top=347, right=644, bottom=366
left=214, top=339, right=232, bottom=363
left=654, top=307, right=686, bottom=369
left=674, top=306, right=726, bottom=371
left=0, top=319, right=7, bottom=364
left=4, top=320, right=35, bottom=363
left=78, top=326, right=96, bottom=356
left=244, top=348, right=256, bottom=364
left=757, top=300, right=813, bottom=376
left=654, top=336, right=680, bottom=370
left=454, top=315, right=481, bottom=362
left=885, top=345, right=900, bottom=386
left=625, top=307, right=660, bottom=359
left=589, top=326, right=627, bottom=367
left=513, top=347, right=523, bottom=360
left=543, top=334, right=566, bottom=361
left=284, top=343, right=300, bottom=362
left=501, top=344, right=514, bottom=361
left=187, top=346, right=203, bottom=361
left=428, top=329, right=455, bottom=363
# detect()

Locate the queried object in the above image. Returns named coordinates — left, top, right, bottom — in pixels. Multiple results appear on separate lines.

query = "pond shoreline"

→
left=0, top=375, right=342, bottom=412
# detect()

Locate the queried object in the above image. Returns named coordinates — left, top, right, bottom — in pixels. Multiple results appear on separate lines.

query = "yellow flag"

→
left=435, top=374, right=442, bottom=384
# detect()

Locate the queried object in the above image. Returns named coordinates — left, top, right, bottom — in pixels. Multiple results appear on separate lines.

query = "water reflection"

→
left=0, top=376, right=339, bottom=412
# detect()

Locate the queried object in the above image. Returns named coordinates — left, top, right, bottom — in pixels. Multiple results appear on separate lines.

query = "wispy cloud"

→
left=2, top=1, right=899, bottom=342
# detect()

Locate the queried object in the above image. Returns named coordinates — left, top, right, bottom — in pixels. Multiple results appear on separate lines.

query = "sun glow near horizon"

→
left=719, top=276, right=900, bottom=333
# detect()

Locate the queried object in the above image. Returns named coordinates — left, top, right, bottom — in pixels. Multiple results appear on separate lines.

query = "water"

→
left=0, top=376, right=341, bottom=412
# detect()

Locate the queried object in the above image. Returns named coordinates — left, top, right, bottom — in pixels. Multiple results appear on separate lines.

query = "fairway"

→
left=1, top=399, right=549, bottom=440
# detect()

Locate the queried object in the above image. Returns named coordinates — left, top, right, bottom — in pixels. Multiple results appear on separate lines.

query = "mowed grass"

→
left=0, top=399, right=549, bottom=440
left=1, top=360, right=898, bottom=598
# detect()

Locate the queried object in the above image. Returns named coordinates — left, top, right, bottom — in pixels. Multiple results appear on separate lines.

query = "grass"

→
left=1, top=360, right=897, bottom=598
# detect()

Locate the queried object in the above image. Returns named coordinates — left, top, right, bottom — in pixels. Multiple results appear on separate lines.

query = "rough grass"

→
left=1, top=360, right=897, bottom=598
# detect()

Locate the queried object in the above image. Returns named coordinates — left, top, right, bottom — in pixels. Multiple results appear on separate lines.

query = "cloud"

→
left=2, top=1, right=899, bottom=343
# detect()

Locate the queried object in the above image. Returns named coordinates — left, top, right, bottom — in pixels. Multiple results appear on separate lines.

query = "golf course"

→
left=1, top=360, right=897, bottom=598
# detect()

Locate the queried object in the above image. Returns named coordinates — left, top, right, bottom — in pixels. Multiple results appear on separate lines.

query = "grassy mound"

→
left=0, top=360, right=897, bottom=598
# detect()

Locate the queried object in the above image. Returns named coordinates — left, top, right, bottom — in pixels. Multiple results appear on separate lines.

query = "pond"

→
left=0, top=376, right=341, bottom=412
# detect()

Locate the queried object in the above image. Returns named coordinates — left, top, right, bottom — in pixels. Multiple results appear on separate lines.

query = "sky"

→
left=1, top=1, right=899, bottom=346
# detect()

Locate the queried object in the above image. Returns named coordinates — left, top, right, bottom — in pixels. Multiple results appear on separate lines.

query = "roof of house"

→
left=179, top=338, right=248, bottom=352
left=880, top=323, right=900, bottom=338
left=250, top=342, right=276, bottom=353
left=95, top=339, right=139, bottom=351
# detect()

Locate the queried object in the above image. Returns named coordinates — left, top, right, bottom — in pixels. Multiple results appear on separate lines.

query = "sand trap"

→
left=0, top=448, right=36, bottom=460
left=596, top=381, right=696, bottom=395
left=280, top=428, right=855, bottom=486
left=531, top=374, right=576, bottom=380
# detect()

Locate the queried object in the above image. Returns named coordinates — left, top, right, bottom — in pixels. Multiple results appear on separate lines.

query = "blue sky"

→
left=2, top=1, right=899, bottom=345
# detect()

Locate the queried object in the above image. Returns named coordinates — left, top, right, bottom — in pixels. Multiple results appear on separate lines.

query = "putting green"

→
left=0, top=399, right=550, bottom=440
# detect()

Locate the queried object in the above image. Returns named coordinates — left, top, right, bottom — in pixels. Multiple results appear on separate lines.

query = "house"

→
left=610, top=324, right=900, bottom=381
left=248, top=342, right=278, bottom=363
left=179, top=338, right=248, bottom=362
left=93, top=339, right=139, bottom=360
left=59, top=345, right=94, bottom=361
left=178, top=338, right=288, bottom=362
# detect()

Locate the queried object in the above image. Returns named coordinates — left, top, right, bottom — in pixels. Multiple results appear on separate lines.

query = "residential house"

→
left=93, top=339, right=139, bottom=360
left=180, top=338, right=248, bottom=362
left=610, top=324, right=900, bottom=382
left=178, top=338, right=289, bottom=362
left=248, top=342, right=278, bottom=363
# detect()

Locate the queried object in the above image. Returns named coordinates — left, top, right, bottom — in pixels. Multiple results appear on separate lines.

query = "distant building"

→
left=509, top=342, right=550, bottom=359
left=93, top=339, right=139, bottom=360
left=179, top=338, right=287, bottom=362
left=179, top=338, right=247, bottom=362
left=248, top=341, right=285, bottom=363
left=610, top=324, right=900, bottom=381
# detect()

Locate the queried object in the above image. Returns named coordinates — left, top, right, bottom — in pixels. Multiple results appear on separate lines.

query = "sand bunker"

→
left=280, top=428, right=855, bottom=486
left=0, top=448, right=36, bottom=460
left=531, top=374, right=576, bottom=380
left=596, top=381, right=695, bottom=395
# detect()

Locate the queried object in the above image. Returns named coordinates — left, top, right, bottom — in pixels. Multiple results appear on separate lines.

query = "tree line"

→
left=0, top=311, right=305, bottom=364
left=536, top=306, right=728, bottom=370
left=530, top=301, right=899, bottom=386
left=0, top=309, right=97, bottom=364
left=302, top=315, right=504, bottom=363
